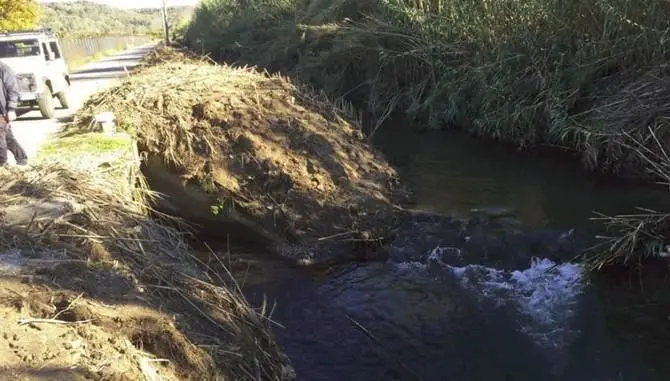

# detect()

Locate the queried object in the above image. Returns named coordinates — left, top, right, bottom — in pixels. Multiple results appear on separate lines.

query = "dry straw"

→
left=0, top=155, right=293, bottom=380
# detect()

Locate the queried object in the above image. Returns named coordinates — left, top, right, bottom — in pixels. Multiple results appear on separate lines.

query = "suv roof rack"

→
left=0, top=28, right=55, bottom=37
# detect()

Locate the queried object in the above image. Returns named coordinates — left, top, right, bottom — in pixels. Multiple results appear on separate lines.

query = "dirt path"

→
left=6, top=43, right=158, bottom=165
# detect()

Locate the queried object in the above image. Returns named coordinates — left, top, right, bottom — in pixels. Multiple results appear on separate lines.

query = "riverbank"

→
left=73, top=46, right=406, bottom=265
left=0, top=127, right=292, bottom=378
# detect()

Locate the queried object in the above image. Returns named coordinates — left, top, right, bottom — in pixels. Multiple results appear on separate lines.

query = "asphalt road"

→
left=6, top=43, right=157, bottom=165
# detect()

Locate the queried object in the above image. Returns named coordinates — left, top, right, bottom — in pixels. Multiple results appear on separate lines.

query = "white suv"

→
left=0, top=28, right=71, bottom=119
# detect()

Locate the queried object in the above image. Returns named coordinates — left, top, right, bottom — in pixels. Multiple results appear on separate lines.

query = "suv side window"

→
left=41, top=42, right=50, bottom=60
left=49, top=41, right=61, bottom=59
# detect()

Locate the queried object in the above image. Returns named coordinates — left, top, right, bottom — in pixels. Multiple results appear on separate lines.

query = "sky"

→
left=38, top=0, right=200, bottom=9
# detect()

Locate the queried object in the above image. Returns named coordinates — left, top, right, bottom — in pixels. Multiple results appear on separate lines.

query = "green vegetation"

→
left=185, top=0, right=670, bottom=177
left=39, top=132, right=132, bottom=163
left=39, top=1, right=193, bottom=37
left=0, top=0, right=39, bottom=30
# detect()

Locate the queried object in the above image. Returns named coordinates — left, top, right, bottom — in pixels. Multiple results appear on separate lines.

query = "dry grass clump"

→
left=572, top=68, right=670, bottom=175
left=142, top=44, right=209, bottom=66
left=585, top=209, right=670, bottom=270
left=75, top=46, right=402, bottom=260
left=0, top=158, right=293, bottom=380
left=581, top=128, right=670, bottom=270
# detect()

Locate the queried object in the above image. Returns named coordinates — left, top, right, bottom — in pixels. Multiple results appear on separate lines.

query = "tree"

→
left=38, top=3, right=193, bottom=38
left=0, top=0, right=40, bottom=31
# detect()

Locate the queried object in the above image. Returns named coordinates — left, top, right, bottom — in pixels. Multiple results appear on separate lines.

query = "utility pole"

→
left=161, top=0, right=170, bottom=44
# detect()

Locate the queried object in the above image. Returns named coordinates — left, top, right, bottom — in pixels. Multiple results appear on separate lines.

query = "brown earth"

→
left=0, top=159, right=293, bottom=380
left=75, top=47, right=407, bottom=264
left=0, top=280, right=186, bottom=381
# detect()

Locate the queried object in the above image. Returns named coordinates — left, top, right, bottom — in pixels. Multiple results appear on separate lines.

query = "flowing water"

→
left=241, top=126, right=670, bottom=381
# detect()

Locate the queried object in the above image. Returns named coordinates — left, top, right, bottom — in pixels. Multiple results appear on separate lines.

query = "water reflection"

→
left=244, top=260, right=654, bottom=381
left=373, top=125, right=670, bottom=231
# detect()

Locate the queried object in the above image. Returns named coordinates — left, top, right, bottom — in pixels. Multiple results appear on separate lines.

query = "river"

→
left=239, top=126, right=670, bottom=381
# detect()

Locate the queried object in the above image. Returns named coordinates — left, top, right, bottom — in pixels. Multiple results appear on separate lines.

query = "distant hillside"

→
left=39, top=1, right=193, bottom=37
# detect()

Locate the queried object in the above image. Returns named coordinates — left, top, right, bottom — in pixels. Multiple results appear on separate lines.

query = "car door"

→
left=49, top=39, right=69, bottom=79
left=41, top=40, right=66, bottom=93
left=40, top=41, right=61, bottom=94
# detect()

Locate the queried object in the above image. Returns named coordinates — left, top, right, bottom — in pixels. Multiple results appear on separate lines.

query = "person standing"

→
left=0, top=60, right=27, bottom=166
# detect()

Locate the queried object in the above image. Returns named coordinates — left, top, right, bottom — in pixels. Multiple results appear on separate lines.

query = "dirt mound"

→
left=0, top=160, right=293, bottom=380
left=75, top=47, right=404, bottom=263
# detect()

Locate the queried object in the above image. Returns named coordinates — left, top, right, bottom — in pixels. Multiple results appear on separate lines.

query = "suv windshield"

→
left=0, top=39, right=41, bottom=58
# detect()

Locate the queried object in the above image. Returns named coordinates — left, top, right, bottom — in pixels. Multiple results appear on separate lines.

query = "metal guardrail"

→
left=60, top=35, right=152, bottom=69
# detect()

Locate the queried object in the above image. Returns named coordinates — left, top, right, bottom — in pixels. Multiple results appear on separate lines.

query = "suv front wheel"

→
left=56, top=89, right=71, bottom=109
left=37, top=84, right=56, bottom=119
left=56, top=81, right=72, bottom=109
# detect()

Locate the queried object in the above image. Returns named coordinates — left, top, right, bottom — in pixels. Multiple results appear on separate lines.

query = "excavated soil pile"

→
left=75, top=47, right=404, bottom=263
left=0, top=162, right=292, bottom=380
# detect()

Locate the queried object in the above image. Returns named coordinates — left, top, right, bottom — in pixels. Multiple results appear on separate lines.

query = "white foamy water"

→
left=0, top=249, right=28, bottom=275
left=395, top=246, right=586, bottom=349
left=0, top=248, right=69, bottom=276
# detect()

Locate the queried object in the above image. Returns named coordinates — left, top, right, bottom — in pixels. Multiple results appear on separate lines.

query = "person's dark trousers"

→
left=0, top=123, right=27, bottom=165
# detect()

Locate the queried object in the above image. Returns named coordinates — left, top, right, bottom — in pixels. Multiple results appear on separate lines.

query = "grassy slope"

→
left=185, top=0, right=670, bottom=179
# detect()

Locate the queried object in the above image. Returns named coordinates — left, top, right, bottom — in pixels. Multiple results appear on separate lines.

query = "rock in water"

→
left=390, top=211, right=581, bottom=270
